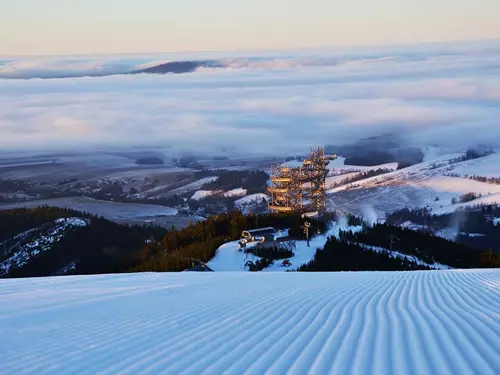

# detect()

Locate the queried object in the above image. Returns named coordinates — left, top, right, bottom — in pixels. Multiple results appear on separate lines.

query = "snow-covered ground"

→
left=208, top=221, right=361, bottom=272
left=400, top=221, right=429, bottom=231
left=208, top=234, right=323, bottom=272
left=359, top=244, right=453, bottom=270
left=235, top=193, right=269, bottom=207
left=1, top=270, right=499, bottom=375
left=0, top=197, right=178, bottom=219
left=398, top=221, right=489, bottom=242
left=223, top=187, right=247, bottom=198
left=165, top=176, right=219, bottom=197
left=191, top=190, right=216, bottom=201
left=101, top=167, right=193, bottom=180
left=189, top=187, right=248, bottom=201
left=191, top=188, right=248, bottom=201
left=325, top=172, right=360, bottom=189
left=448, top=152, right=500, bottom=178
left=281, top=157, right=398, bottom=175
left=327, top=156, right=398, bottom=174
left=328, top=150, right=500, bottom=219
left=0, top=217, right=89, bottom=275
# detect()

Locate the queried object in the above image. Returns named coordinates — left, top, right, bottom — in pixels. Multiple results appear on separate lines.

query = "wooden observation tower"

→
left=268, top=147, right=337, bottom=214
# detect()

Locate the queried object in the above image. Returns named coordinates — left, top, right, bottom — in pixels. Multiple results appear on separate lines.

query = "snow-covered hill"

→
left=223, top=187, right=247, bottom=198
left=1, top=270, right=499, bottom=375
left=327, top=156, right=399, bottom=174
left=0, top=217, right=89, bottom=276
left=164, top=176, right=219, bottom=197
left=328, top=150, right=500, bottom=219
left=191, top=190, right=216, bottom=201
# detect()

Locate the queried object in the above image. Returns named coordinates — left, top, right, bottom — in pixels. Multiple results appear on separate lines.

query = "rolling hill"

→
left=328, top=149, right=500, bottom=220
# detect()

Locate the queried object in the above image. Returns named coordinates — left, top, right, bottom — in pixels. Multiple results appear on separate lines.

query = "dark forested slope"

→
left=2, top=207, right=498, bottom=278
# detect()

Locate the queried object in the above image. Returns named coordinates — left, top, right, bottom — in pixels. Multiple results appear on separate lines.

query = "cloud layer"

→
left=1, top=42, right=500, bottom=156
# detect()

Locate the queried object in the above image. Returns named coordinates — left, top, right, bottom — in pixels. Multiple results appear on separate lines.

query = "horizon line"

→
left=2, top=37, right=500, bottom=59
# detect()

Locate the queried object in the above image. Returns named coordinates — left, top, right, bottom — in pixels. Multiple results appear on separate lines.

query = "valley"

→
left=2, top=144, right=500, bottom=278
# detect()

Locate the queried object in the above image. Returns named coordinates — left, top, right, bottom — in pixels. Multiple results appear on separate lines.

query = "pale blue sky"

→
left=1, top=0, right=500, bottom=55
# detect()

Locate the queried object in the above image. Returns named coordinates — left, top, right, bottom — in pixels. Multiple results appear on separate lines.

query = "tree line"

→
left=1, top=207, right=326, bottom=277
left=298, top=235, right=432, bottom=271
left=330, top=168, right=392, bottom=188
left=445, top=173, right=500, bottom=186
left=133, top=211, right=326, bottom=272
left=3, top=206, right=498, bottom=278
left=386, top=206, right=500, bottom=253
left=340, top=223, right=499, bottom=268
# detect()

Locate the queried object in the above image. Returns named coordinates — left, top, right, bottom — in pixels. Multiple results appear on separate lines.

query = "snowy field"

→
left=0, top=152, right=189, bottom=181
left=191, top=190, right=216, bottom=201
left=235, top=193, right=269, bottom=206
left=1, top=270, right=499, bottom=375
left=224, top=187, right=247, bottom=198
left=0, top=197, right=177, bottom=219
left=328, top=150, right=500, bottom=219
left=327, top=157, right=398, bottom=174
left=164, top=176, right=219, bottom=198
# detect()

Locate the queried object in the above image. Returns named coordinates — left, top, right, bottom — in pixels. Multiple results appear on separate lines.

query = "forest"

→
left=448, top=147, right=494, bottom=164
left=339, top=223, right=500, bottom=268
left=298, top=236, right=432, bottom=272
left=2, top=206, right=499, bottom=278
left=445, top=173, right=500, bottom=186
left=1, top=207, right=325, bottom=277
left=330, top=168, right=392, bottom=189
left=299, top=221, right=500, bottom=271
left=1, top=207, right=166, bottom=278
left=0, top=206, right=88, bottom=243
left=386, top=206, right=500, bottom=252
left=133, top=211, right=326, bottom=272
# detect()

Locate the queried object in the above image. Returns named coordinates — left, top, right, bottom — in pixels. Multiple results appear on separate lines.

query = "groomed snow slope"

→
left=1, top=271, right=499, bottom=375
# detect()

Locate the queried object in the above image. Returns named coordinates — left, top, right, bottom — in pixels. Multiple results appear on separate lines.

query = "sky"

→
left=1, top=0, right=500, bottom=55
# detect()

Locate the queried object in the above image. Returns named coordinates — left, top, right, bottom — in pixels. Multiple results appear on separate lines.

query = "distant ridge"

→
left=0, top=60, right=226, bottom=80
left=131, top=60, right=225, bottom=75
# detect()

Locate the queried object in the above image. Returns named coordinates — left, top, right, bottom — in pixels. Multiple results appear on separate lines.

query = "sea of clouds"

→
left=1, top=41, right=500, bottom=155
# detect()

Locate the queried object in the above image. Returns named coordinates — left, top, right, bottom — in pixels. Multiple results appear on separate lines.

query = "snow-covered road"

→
left=1, top=270, right=499, bottom=375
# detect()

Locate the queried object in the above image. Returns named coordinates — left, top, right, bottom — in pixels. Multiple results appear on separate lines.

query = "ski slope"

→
left=328, top=150, right=500, bottom=219
left=208, top=233, right=324, bottom=272
left=208, top=221, right=359, bottom=272
left=1, top=270, right=499, bottom=375
left=450, top=152, right=500, bottom=178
